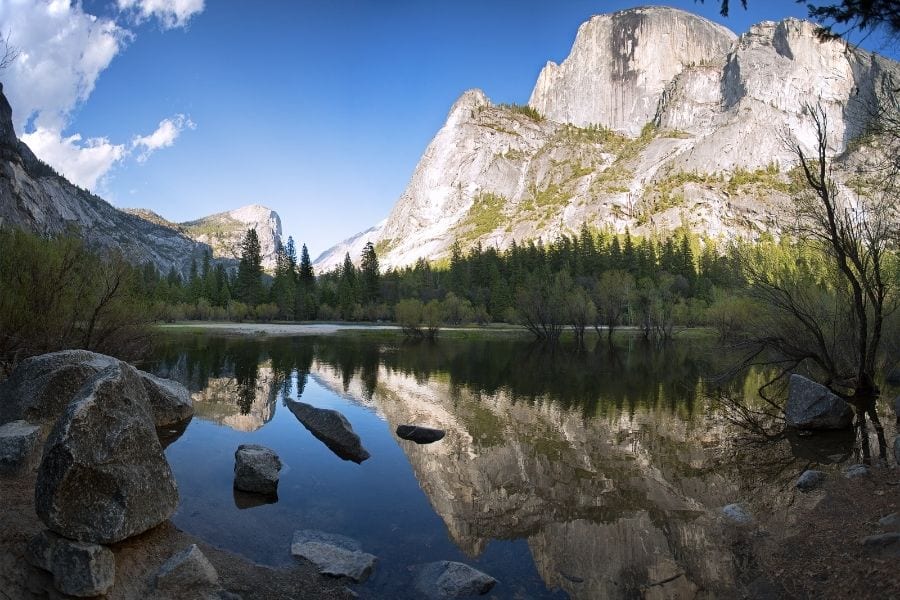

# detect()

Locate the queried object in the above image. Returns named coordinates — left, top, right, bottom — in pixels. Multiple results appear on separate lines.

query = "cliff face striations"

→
left=315, top=7, right=899, bottom=271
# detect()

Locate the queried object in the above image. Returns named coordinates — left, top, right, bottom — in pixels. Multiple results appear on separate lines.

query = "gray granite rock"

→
left=0, top=420, right=40, bottom=475
left=785, top=374, right=854, bottom=430
left=414, top=561, right=497, bottom=598
left=396, top=425, right=446, bottom=444
left=285, top=400, right=370, bottom=463
left=843, top=464, right=870, bottom=479
left=155, top=544, right=220, bottom=595
left=0, top=349, right=193, bottom=431
left=233, top=444, right=281, bottom=495
left=290, top=530, right=377, bottom=582
left=26, top=530, right=115, bottom=597
left=138, top=370, right=194, bottom=427
left=722, top=503, right=753, bottom=525
left=796, top=469, right=826, bottom=491
left=35, top=363, right=178, bottom=544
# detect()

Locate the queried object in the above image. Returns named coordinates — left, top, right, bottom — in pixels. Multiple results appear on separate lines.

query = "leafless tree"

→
left=0, top=32, right=18, bottom=72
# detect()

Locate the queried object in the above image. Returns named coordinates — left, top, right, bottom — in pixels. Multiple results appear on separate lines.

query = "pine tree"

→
left=296, top=243, right=316, bottom=319
left=359, top=241, right=380, bottom=305
left=235, top=229, right=264, bottom=306
left=337, top=252, right=358, bottom=319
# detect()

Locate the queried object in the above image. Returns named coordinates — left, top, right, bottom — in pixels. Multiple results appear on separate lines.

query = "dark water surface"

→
left=146, top=333, right=879, bottom=599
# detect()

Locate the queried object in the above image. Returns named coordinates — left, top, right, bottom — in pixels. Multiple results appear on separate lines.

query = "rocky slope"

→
left=0, top=82, right=283, bottom=275
left=315, top=6, right=899, bottom=271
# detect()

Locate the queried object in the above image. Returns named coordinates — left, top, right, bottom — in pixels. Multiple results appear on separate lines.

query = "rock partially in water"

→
left=0, top=419, right=41, bottom=475
left=35, top=363, right=179, bottom=544
left=843, top=464, right=870, bottom=479
left=795, top=469, right=826, bottom=491
left=396, top=424, right=446, bottom=444
left=233, top=444, right=281, bottom=496
left=138, top=370, right=194, bottom=427
left=0, top=349, right=193, bottom=431
left=414, top=560, right=498, bottom=598
left=285, top=400, right=370, bottom=463
left=291, top=530, right=377, bottom=583
left=155, top=544, right=220, bottom=597
left=878, top=513, right=900, bottom=531
left=785, top=374, right=854, bottom=430
left=722, top=503, right=753, bottom=525
left=26, top=530, right=115, bottom=597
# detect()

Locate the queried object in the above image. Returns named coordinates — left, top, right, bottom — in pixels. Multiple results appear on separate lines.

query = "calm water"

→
left=145, top=333, right=884, bottom=599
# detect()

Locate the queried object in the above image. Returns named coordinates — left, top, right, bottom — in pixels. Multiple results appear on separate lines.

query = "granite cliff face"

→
left=316, top=6, right=899, bottom=271
left=0, top=83, right=283, bottom=274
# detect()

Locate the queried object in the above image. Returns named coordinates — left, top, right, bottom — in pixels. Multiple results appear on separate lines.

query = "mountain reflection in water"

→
left=148, top=334, right=859, bottom=600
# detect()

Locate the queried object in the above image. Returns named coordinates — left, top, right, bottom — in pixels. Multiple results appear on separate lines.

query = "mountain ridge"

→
left=314, top=6, right=899, bottom=272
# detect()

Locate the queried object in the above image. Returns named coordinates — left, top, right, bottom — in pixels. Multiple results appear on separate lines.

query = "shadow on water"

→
left=146, top=332, right=890, bottom=600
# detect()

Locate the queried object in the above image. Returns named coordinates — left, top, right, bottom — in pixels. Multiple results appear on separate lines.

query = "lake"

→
left=145, top=332, right=874, bottom=599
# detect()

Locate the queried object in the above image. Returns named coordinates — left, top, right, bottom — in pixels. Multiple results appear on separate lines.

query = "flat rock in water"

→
left=233, top=444, right=281, bottom=495
left=396, top=425, right=446, bottom=444
left=0, top=420, right=41, bottom=475
left=138, top=370, right=194, bottom=427
left=0, top=349, right=193, bottom=431
left=285, top=400, right=370, bottom=463
left=795, top=469, right=826, bottom=491
left=35, top=363, right=179, bottom=544
left=291, top=530, right=377, bottom=582
left=27, top=530, right=115, bottom=597
left=722, top=503, right=753, bottom=525
left=155, top=544, right=220, bottom=596
left=414, top=561, right=497, bottom=598
left=785, top=374, right=853, bottom=430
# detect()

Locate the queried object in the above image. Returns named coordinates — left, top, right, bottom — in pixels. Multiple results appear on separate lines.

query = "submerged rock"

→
left=795, top=469, right=826, bottom=491
left=0, top=420, right=41, bottom=475
left=722, top=503, right=753, bottom=525
left=233, top=444, right=281, bottom=495
left=27, top=530, right=115, bottom=598
left=155, top=544, right=220, bottom=596
left=0, top=349, right=193, bottom=431
left=843, top=464, right=870, bottom=479
left=285, top=400, right=370, bottom=463
left=414, top=561, right=497, bottom=598
left=396, top=424, right=446, bottom=444
left=785, top=374, right=854, bottom=430
left=35, top=363, right=179, bottom=544
left=291, top=530, right=377, bottom=582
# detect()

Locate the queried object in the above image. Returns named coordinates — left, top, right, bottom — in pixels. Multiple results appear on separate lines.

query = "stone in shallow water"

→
left=35, top=363, right=179, bottom=544
left=233, top=444, right=281, bottom=495
left=396, top=424, right=446, bottom=444
left=722, top=503, right=753, bottom=525
left=155, top=544, right=220, bottom=595
left=784, top=374, right=853, bottom=430
left=795, top=469, right=826, bottom=491
left=290, top=530, right=377, bottom=582
left=414, top=561, right=497, bottom=598
left=0, top=420, right=40, bottom=475
left=285, top=400, right=370, bottom=463
left=26, top=530, right=115, bottom=598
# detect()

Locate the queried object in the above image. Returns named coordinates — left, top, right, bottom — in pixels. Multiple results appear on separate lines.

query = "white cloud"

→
left=0, top=0, right=130, bottom=131
left=132, top=114, right=195, bottom=162
left=21, top=127, right=126, bottom=190
left=116, top=0, right=205, bottom=29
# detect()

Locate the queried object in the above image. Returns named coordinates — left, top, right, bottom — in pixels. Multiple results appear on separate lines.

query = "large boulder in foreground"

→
left=35, top=363, right=179, bottom=544
left=291, top=530, right=377, bottom=582
left=0, top=349, right=193, bottom=430
left=285, top=400, right=370, bottom=463
left=785, top=374, right=854, bottom=430
left=233, top=444, right=281, bottom=495
left=27, top=530, right=115, bottom=597
left=414, top=561, right=497, bottom=598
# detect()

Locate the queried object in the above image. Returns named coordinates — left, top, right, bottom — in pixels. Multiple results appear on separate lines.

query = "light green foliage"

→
left=456, top=192, right=508, bottom=246
left=726, top=164, right=791, bottom=195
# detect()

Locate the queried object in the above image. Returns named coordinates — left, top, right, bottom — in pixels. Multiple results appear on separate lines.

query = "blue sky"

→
left=2, top=1, right=897, bottom=257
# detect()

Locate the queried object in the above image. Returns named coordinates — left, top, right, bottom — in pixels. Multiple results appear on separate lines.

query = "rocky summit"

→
left=315, top=6, right=899, bottom=271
